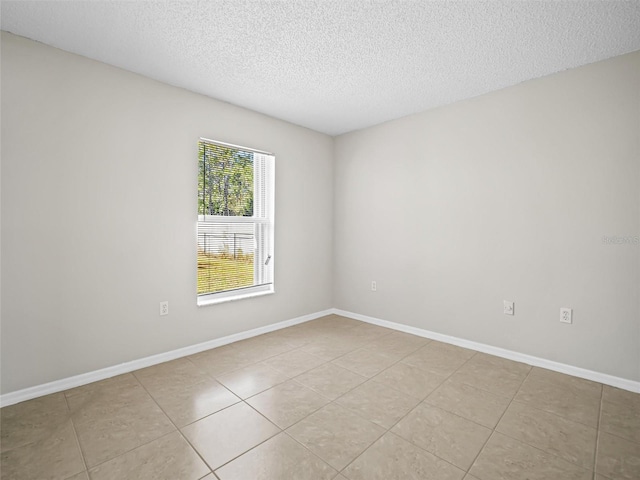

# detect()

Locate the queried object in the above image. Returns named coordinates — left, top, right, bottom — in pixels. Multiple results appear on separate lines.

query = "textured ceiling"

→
left=2, top=1, right=640, bottom=135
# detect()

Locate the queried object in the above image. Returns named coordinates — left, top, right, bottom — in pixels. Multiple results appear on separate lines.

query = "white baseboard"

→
left=331, top=308, right=640, bottom=394
left=0, top=309, right=333, bottom=407
left=3, top=306, right=638, bottom=407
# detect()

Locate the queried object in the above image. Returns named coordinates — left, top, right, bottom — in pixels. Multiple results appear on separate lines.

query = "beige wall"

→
left=334, top=51, right=640, bottom=381
left=0, top=33, right=334, bottom=394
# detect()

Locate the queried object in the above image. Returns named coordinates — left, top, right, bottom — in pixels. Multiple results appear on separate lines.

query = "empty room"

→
left=1, top=1, right=639, bottom=479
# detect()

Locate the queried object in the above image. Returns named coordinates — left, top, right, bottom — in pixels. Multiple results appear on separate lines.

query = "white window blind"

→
left=197, top=139, right=274, bottom=304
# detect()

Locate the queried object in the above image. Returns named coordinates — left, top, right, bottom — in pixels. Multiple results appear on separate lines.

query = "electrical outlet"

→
left=504, top=300, right=514, bottom=315
left=560, top=307, right=572, bottom=324
left=371, top=281, right=377, bottom=292
left=160, top=301, right=169, bottom=316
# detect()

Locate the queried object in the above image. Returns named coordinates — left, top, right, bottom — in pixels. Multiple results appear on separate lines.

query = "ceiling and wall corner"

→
left=1, top=0, right=640, bottom=135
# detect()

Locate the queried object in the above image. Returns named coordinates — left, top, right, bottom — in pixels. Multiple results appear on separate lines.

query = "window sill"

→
left=197, top=286, right=274, bottom=307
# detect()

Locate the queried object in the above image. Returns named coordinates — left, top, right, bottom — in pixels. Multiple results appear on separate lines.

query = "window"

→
left=197, top=138, right=274, bottom=305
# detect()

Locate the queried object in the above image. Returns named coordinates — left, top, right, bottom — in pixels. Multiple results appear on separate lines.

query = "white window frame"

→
left=197, top=140, right=275, bottom=306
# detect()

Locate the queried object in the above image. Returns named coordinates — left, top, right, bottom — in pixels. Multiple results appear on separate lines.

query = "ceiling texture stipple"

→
left=2, top=1, right=640, bottom=136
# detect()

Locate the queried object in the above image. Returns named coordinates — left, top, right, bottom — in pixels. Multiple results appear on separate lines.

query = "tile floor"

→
left=1, top=315, right=639, bottom=480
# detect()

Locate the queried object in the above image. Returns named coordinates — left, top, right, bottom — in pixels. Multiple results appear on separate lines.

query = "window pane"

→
left=197, top=221, right=255, bottom=294
left=198, top=142, right=254, bottom=217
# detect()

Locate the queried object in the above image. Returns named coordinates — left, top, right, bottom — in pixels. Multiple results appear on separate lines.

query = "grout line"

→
left=446, top=355, right=517, bottom=475
left=83, top=429, right=179, bottom=472
left=465, top=366, right=536, bottom=474
left=481, top=366, right=600, bottom=477
left=467, top=430, right=498, bottom=477
left=177, top=399, right=242, bottom=429
left=280, top=429, right=346, bottom=476
left=203, top=356, right=371, bottom=474
left=173, top=431, right=214, bottom=476
left=487, top=383, right=604, bottom=471
left=503, top=397, right=601, bottom=431
left=189, top=340, right=348, bottom=473
left=593, top=384, right=604, bottom=480
left=275, top=331, right=410, bottom=474
left=489, top=428, right=595, bottom=475
left=331, top=341, right=481, bottom=474
left=443, top=354, right=531, bottom=400
left=207, top=417, right=281, bottom=474
left=131, top=372, right=215, bottom=477
left=593, top=424, right=640, bottom=445
left=63, top=392, right=89, bottom=477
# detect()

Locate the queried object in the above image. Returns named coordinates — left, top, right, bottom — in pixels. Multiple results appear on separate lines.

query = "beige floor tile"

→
left=372, top=362, right=447, bottom=399
left=603, top=385, right=640, bottom=409
left=470, top=432, right=592, bottom=480
left=306, top=315, right=363, bottom=331
left=65, top=472, right=89, bottom=480
left=343, top=432, right=465, bottom=480
left=401, top=341, right=475, bottom=376
left=449, top=353, right=530, bottom=398
left=258, top=329, right=309, bottom=345
left=600, top=399, right=640, bottom=444
left=319, top=324, right=361, bottom=337
left=263, top=328, right=312, bottom=349
left=273, top=321, right=324, bottom=343
left=67, top=374, right=175, bottom=467
left=134, top=357, right=210, bottom=385
left=496, top=401, right=597, bottom=469
left=263, top=348, right=327, bottom=378
left=391, top=403, right=491, bottom=470
left=286, top=403, right=385, bottom=470
left=335, top=380, right=421, bottom=429
left=301, top=338, right=360, bottom=361
left=181, top=402, right=279, bottom=470
left=216, top=363, right=289, bottom=399
left=215, top=432, right=337, bottom=480
left=230, top=335, right=296, bottom=362
left=332, top=348, right=401, bottom=378
left=0, top=392, right=70, bottom=453
left=64, top=374, right=135, bottom=406
left=294, top=326, right=333, bottom=340
left=246, top=380, right=330, bottom=428
left=426, top=379, right=511, bottom=428
left=154, top=379, right=239, bottom=426
left=134, top=359, right=240, bottom=427
left=596, top=431, right=640, bottom=480
left=363, top=331, right=429, bottom=357
left=464, top=476, right=481, bottom=480
left=188, top=345, right=255, bottom=378
left=515, top=368, right=602, bottom=427
left=0, top=419, right=85, bottom=480
left=471, top=353, right=529, bottom=372
left=344, top=323, right=395, bottom=343
left=88, top=431, right=209, bottom=480
left=294, top=363, right=367, bottom=400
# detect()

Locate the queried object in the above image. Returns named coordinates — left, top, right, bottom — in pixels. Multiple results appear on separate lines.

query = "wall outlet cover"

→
left=504, top=300, right=515, bottom=315
left=560, top=307, right=572, bottom=324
